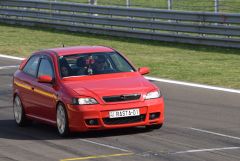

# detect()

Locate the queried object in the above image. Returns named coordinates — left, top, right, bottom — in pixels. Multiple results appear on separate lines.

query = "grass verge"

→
left=0, top=23, right=240, bottom=89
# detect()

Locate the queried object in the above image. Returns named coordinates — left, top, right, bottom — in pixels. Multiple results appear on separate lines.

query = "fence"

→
left=0, top=0, right=240, bottom=48
left=50, top=0, right=240, bottom=13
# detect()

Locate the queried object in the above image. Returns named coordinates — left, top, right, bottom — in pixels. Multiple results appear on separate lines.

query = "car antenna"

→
left=62, top=43, right=65, bottom=47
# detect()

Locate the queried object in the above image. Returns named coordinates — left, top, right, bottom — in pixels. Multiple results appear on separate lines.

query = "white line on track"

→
left=0, top=65, right=19, bottom=70
left=189, top=127, right=240, bottom=141
left=172, top=147, right=240, bottom=154
left=1, top=54, right=240, bottom=94
left=0, top=54, right=24, bottom=60
left=80, top=139, right=130, bottom=152
left=145, top=76, right=240, bottom=94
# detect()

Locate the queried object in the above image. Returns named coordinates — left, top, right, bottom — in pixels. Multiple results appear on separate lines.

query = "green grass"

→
left=50, top=0, right=240, bottom=13
left=1, top=23, right=240, bottom=89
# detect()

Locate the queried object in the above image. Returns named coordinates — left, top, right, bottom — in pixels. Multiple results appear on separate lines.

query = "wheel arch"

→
left=55, top=100, right=69, bottom=121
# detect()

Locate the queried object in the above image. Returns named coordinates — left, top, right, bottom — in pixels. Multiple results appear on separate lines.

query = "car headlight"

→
left=145, top=90, right=161, bottom=100
left=72, top=97, right=98, bottom=105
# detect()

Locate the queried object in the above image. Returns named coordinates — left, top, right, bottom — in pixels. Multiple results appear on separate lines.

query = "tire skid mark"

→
left=0, top=140, right=52, bottom=161
left=0, top=105, right=12, bottom=109
left=0, top=126, right=86, bottom=157
left=0, top=125, right=123, bottom=158
left=0, top=156, right=18, bottom=161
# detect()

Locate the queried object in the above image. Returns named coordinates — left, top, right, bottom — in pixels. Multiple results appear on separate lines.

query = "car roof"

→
left=44, top=46, right=115, bottom=56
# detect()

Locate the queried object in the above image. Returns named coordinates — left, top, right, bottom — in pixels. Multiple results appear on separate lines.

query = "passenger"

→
left=76, top=57, right=87, bottom=75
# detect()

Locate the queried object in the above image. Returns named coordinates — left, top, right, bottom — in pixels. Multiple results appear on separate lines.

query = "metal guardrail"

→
left=0, top=0, right=240, bottom=48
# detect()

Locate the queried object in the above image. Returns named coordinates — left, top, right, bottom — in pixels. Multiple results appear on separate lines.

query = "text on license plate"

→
left=109, top=109, right=140, bottom=118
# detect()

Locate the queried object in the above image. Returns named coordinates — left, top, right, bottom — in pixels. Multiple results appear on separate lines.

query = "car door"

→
left=16, top=55, right=40, bottom=116
left=31, top=55, right=57, bottom=122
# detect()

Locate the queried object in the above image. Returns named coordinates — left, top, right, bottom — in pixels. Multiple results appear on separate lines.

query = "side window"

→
left=37, top=58, right=54, bottom=78
left=23, top=56, right=40, bottom=77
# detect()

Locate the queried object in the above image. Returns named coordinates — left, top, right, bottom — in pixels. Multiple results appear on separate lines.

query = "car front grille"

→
left=103, top=114, right=146, bottom=125
left=102, top=94, right=141, bottom=103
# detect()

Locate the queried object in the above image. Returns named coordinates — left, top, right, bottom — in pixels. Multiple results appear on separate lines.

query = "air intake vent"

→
left=103, top=94, right=141, bottom=102
left=103, top=114, right=146, bottom=125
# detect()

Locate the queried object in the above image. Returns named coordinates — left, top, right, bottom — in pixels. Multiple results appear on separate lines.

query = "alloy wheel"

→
left=57, top=104, right=68, bottom=136
left=13, top=96, right=23, bottom=124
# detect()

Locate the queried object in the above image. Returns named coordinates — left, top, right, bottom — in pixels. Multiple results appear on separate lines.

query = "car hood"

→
left=62, top=72, right=155, bottom=97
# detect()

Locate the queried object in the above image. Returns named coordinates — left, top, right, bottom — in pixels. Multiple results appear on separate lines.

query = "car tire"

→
left=146, top=123, right=163, bottom=130
left=13, top=95, right=28, bottom=126
left=56, top=103, right=69, bottom=137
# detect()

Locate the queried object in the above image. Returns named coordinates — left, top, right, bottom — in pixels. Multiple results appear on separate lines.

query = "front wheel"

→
left=56, top=103, right=69, bottom=137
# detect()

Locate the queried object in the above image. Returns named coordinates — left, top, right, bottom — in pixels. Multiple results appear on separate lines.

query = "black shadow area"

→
left=0, top=119, right=154, bottom=140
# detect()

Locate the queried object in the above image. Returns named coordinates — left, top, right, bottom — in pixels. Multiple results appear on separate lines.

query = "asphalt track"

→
left=0, top=56, right=240, bottom=161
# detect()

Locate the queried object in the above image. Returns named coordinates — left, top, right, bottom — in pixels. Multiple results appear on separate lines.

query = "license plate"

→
left=109, top=109, right=140, bottom=118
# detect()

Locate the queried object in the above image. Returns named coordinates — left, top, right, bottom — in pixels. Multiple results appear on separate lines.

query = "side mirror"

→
left=138, top=67, right=150, bottom=75
left=38, top=75, right=53, bottom=83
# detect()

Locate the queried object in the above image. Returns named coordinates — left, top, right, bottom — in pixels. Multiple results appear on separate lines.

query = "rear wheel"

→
left=13, top=95, right=27, bottom=126
left=56, top=103, right=69, bottom=137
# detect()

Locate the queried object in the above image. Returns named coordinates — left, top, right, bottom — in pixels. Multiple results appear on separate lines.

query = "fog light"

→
left=149, top=112, right=160, bottom=120
left=86, top=119, right=99, bottom=125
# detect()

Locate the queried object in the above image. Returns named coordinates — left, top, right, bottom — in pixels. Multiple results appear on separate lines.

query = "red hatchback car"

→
left=13, top=46, right=164, bottom=136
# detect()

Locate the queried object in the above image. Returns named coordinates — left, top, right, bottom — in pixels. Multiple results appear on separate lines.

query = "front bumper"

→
left=66, top=97, right=164, bottom=132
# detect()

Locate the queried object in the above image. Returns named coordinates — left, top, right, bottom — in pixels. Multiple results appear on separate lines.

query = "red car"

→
left=13, top=46, right=164, bottom=136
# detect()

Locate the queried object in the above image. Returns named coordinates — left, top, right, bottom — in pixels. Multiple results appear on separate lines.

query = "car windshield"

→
left=59, top=52, right=135, bottom=77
